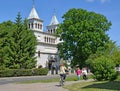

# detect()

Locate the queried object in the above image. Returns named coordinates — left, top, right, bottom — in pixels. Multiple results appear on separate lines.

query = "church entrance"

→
left=48, top=55, right=58, bottom=74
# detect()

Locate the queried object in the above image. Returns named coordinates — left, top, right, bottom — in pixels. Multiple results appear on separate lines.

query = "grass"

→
left=17, top=76, right=78, bottom=84
left=16, top=78, right=59, bottom=84
left=64, top=80, right=120, bottom=91
left=17, top=74, right=93, bottom=84
left=64, top=75, right=120, bottom=91
left=17, top=74, right=120, bottom=91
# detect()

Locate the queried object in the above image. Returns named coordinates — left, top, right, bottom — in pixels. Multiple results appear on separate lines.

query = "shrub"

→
left=33, top=68, right=48, bottom=75
left=92, top=56, right=117, bottom=81
left=0, top=68, right=49, bottom=77
left=0, top=69, right=14, bottom=77
left=14, top=69, right=32, bottom=76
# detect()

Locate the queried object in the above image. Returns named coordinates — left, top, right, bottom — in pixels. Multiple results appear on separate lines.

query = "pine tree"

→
left=0, top=13, right=37, bottom=69
left=0, top=21, right=15, bottom=69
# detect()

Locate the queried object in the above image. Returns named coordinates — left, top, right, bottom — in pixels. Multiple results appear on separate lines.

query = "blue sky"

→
left=0, top=0, right=120, bottom=46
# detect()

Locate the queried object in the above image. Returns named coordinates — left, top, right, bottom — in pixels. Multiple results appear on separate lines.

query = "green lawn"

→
left=64, top=75, right=120, bottom=91
left=18, top=75, right=92, bottom=84
left=17, top=74, right=120, bottom=91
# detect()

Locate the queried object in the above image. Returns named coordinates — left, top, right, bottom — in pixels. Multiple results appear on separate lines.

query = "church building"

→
left=27, top=4, right=60, bottom=71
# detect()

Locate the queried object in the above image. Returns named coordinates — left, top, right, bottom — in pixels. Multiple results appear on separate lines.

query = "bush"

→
left=0, top=69, right=14, bottom=77
left=0, top=68, right=49, bottom=77
left=14, top=69, right=32, bottom=76
left=92, top=56, right=117, bottom=81
left=33, top=68, right=48, bottom=75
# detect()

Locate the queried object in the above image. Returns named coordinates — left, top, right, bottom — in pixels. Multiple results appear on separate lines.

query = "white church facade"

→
left=27, top=5, right=61, bottom=71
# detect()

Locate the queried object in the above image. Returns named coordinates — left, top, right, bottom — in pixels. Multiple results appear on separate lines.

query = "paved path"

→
left=0, top=79, right=94, bottom=91
left=0, top=82, right=68, bottom=91
left=0, top=74, right=93, bottom=91
left=0, top=74, right=76, bottom=85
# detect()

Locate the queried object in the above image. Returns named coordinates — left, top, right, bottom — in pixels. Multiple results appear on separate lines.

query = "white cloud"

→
left=86, top=0, right=110, bottom=3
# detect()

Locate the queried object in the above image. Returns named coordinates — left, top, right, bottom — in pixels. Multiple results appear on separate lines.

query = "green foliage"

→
left=0, top=21, right=15, bottom=70
left=0, top=68, right=48, bottom=77
left=57, top=8, right=111, bottom=67
left=86, top=41, right=120, bottom=70
left=0, top=12, right=37, bottom=69
left=0, top=69, right=15, bottom=77
left=107, top=42, right=120, bottom=66
left=92, top=56, right=117, bottom=81
left=14, top=69, right=32, bottom=76
left=33, top=68, right=49, bottom=75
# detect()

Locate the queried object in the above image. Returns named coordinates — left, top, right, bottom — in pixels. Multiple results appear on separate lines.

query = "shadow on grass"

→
left=82, top=81, right=120, bottom=91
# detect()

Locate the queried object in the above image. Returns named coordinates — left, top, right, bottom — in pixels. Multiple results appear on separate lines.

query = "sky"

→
left=0, top=0, right=120, bottom=46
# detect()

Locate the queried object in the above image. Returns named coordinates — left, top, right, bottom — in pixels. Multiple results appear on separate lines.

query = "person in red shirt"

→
left=76, top=67, right=82, bottom=80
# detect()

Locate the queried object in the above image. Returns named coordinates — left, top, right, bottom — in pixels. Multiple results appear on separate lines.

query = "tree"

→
left=0, top=13, right=37, bottom=69
left=92, top=56, right=117, bottom=81
left=0, top=21, right=15, bottom=69
left=86, top=41, right=120, bottom=70
left=106, top=41, right=120, bottom=66
left=57, top=8, right=111, bottom=67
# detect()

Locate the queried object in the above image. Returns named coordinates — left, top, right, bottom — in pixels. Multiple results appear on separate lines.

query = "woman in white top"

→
left=59, top=64, right=67, bottom=81
left=82, top=68, right=88, bottom=80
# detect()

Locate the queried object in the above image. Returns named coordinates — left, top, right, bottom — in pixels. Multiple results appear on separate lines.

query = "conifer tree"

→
left=0, top=21, right=14, bottom=69
left=0, top=13, right=37, bottom=69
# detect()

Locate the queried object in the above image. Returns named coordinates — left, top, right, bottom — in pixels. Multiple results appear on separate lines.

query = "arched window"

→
left=51, top=29, right=52, bottom=34
left=38, top=50, right=40, bottom=57
left=35, top=23, right=37, bottom=28
left=47, top=37, right=48, bottom=42
left=49, top=37, right=50, bottom=43
left=44, top=37, right=46, bottom=42
left=38, top=24, right=39, bottom=29
left=48, top=30, right=50, bottom=33
left=53, top=29, right=55, bottom=33
left=40, top=24, right=42, bottom=29
left=29, top=23, right=31, bottom=29
left=31, top=23, right=33, bottom=29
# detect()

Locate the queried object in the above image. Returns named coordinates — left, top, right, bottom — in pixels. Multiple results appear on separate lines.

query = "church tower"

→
left=27, top=4, right=43, bottom=31
left=46, top=12, right=59, bottom=34
left=27, top=1, right=60, bottom=71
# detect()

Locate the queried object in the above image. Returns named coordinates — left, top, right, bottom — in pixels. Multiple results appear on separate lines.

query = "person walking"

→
left=59, top=64, right=67, bottom=81
left=82, top=68, right=88, bottom=80
left=76, top=67, right=82, bottom=80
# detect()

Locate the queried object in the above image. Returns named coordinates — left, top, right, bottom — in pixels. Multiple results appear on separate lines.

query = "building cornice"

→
left=37, top=41, right=58, bottom=46
left=33, top=29, right=57, bottom=37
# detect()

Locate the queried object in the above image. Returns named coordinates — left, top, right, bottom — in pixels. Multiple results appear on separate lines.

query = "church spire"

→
left=27, top=0, right=43, bottom=31
left=49, top=9, right=59, bottom=25
left=47, top=10, right=59, bottom=34
left=32, top=0, right=35, bottom=7
left=27, top=0, right=40, bottom=19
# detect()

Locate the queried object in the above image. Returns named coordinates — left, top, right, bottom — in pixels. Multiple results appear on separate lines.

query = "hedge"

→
left=0, top=68, right=48, bottom=77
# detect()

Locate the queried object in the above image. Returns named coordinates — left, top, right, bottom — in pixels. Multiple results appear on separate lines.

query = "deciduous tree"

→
left=57, top=8, right=111, bottom=67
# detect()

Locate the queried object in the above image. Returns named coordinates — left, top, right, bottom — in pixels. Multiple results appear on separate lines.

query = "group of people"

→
left=76, top=67, right=88, bottom=80
left=59, top=63, right=88, bottom=82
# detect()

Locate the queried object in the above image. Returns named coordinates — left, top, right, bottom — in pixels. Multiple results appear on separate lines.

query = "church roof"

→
left=28, top=6, right=40, bottom=19
left=49, top=15, right=59, bottom=25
